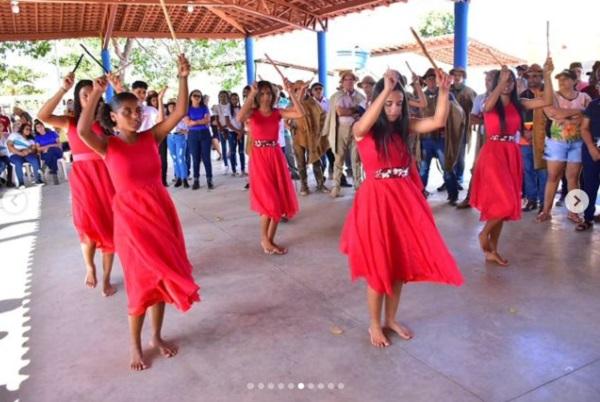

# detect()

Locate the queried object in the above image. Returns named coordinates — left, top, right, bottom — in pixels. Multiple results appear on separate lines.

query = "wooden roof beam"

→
left=220, top=4, right=317, bottom=32
left=102, top=4, right=118, bottom=49
left=205, top=6, right=247, bottom=34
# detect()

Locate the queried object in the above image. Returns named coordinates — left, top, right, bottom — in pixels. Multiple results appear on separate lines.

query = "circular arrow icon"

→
left=565, top=189, right=589, bottom=214
left=0, top=189, right=29, bottom=216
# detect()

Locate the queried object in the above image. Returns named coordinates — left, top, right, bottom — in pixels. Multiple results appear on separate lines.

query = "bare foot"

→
left=102, top=281, right=117, bottom=297
left=485, top=251, right=509, bottom=267
left=384, top=320, right=414, bottom=340
left=261, top=239, right=277, bottom=255
left=150, top=336, right=178, bottom=358
left=85, top=265, right=97, bottom=289
left=130, top=346, right=147, bottom=371
left=271, top=242, right=288, bottom=255
left=368, top=325, right=390, bottom=348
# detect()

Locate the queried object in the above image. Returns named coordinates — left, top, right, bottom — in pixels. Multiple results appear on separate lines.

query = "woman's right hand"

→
left=498, top=66, right=511, bottom=85
left=62, top=72, right=75, bottom=92
left=249, top=81, right=259, bottom=98
left=383, top=69, right=398, bottom=92
left=93, top=76, right=108, bottom=94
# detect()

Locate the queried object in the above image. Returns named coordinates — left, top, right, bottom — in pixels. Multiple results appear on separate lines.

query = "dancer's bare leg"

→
left=367, top=286, right=389, bottom=348
left=268, top=219, right=286, bottom=254
left=81, top=240, right=97, bottom=288
left=102, top=252, right=116, bottom=296
left=129, top=313, right=147, bottom=371
left=260, top=216, right=277, bottom=254
left=149, top=302, right=178, bottom=358
left=384, top=282, right=413, bottom=340
left=489, top=220, right=508, bottom=266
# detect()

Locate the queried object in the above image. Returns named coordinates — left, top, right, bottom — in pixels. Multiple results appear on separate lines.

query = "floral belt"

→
left=254, top=140, right=278, bottom=148
left=374, top=167, right=410, bottom=179
left=489, top=135, right=516, bottom=142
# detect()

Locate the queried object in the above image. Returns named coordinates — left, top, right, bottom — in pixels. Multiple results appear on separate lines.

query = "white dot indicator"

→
left=278, top=383, right=285, bottom=390
left=298, top=383, right=305, bottom=390
left=258, top=383, right=264, bottom=390
left=267, top=383, right=274, bottom=390
left=318, top=383, right=325, bottom=390
left=328, top=383, right=335, bottom=390
left=338, top=383, right=345, bottom=389
left=308, top=383, right=315, bottom=390
left=247, top=383, right=254, bottom=390
left=288, top=383, right=295, bottom=390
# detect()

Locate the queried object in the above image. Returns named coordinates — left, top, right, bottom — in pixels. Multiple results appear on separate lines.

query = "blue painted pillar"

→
left=244, top=36, right=255, bottom=85
left=317, top=30, right=328, bottom=96
left=453, top=0, right=469, bottom=69
left=101, top=48, right=114, bottom=101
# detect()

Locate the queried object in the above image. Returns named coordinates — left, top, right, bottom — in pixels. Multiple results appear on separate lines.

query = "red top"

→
left=67, top=118, right=106, bottom=155
left=104, top=131, right=161, bottom=193
left=357, top=131, right=411, bottom=178
left=248, top=109, right=281, bottom=141
left=483, top=102, right=522, bottom=137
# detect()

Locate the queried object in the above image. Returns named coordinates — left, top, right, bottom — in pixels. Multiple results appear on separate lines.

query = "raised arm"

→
left=483, top=67, right=510, bottom=113
left=237, top=82, right=258, bottom=124
left=151, top=55, right=189, bottom=143
left=280, top=78, right=305, bottom=120
left=522, top=57, right=554, bottom=110
left=106, top=72, right=125, bottom=95
left=38, top=72, right=75, bottom=130
left=352, top=69, right=397, bottom=140
left=76, top=77, right=109, bottom=157
left=156, top=87, right=168, bottom=123
left=409, top=70, right=452, bottom=134
left=408, top=73, right=427, bottom=109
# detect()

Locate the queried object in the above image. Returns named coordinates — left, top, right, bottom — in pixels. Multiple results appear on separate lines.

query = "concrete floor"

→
left=1, top=161, right=600, bottom=402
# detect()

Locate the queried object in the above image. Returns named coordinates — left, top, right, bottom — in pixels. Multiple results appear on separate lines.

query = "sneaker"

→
left=51, top=173, right=59, bottom=185
left=457, top=183, right=464, bottom=191
left=183, top=179, right=190, bottom=188
left=555, top=196, right=565, bottom=207
left=18, top=183, right=26, bottom=189
left=207, top=179, right=214, bottom=190
left=35, top=178, right=45, bottom=185
left=448, top=197, right=458, bottom=206
left=244, top=183, right=250, bottom=190
left=7, top=181, right=15, bottom=188
left=340, top=176, right=352, bottom=188
left=174, top=179, right=182, bottom=188
left=522, top=200, right=538, bottom=212
left=231, top=171, right=237, bottom=177
left=192, top=179, right=200, bottom=190
left=437, top=183, right=447, bottom=192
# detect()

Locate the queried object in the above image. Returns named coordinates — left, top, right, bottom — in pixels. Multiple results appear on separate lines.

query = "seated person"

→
left=8, top=122, right=44, bottom=188
left=34, top=119, right=63, bottom=185
left=0, top=133, right=15, bottom=187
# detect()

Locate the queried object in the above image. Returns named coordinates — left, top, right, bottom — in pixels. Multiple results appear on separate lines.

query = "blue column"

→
left=244, top=36, right=255, bottom=85
left=453, top=0, right=469, bottom=69
left=317, top=31, right=328, bottom=97
left=101, top=48, right=114, bottom=101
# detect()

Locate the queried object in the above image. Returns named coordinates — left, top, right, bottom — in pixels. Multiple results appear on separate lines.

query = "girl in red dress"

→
left=470, top=58, right=554, bottom=266
left=38, top=73, right=117, bottom=297
left=237, top=80, right=303, bottom=255
left=78, top=55, right=200, bottom=371
left=341, top=69, right=463, bottom=348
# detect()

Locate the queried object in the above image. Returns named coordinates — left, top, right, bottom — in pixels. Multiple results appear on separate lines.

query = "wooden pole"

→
left=409, top=27, right=439, bottom=69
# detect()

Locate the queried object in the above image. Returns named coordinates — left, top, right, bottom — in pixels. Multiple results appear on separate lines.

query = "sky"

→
left=3, top=0, right=600, bottom=101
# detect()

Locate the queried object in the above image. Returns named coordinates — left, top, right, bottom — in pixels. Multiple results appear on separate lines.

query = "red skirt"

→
left=68, top=160, right=115, bottom=252
left=470, top=142, right=523, bottom=221
left=249, top=146, right=299, bottom=221
left=340, top=164, right=463, bottom=295
left=113, top=182, right=200, bottom=316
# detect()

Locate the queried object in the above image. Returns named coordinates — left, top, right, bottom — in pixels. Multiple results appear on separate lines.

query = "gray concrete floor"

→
left=1, top=161, right=600, bottom=402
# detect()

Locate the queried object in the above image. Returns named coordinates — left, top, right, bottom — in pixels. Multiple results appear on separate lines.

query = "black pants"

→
left=582, top=145, right=600, bottom=222
left=159, top=139, right=168, bottom=184
left=0, top=155, right=14, bottom=185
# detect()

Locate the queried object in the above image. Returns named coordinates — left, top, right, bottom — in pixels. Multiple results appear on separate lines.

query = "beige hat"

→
left=358, top=75, right=376, bottom=89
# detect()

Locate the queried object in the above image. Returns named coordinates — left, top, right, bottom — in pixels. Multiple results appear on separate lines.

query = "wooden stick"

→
left=80, top=44, right=109, bottom=74
left=405, top=61, right=416, bottom=77
left=158, top=0, right=183, bottom=55
left=264, top=53, right=286, bottom=81
left=71, top=54, right=84, bottom=74
left=546, top=20, right=550, bottom=57
left=485, top=48, right=503, bottom=66
left=409, top=27, right=439, bottom=69
left=113, top=60, right=134, bottom=75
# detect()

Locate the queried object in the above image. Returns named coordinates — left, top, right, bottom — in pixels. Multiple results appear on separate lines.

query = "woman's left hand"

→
left=436, top=69, right=453, bottom=91
left=178, top=54, right=191, bottom=78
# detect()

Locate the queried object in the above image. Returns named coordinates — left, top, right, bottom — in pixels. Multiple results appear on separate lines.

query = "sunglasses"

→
left=191, top=94, right=201, bottom=98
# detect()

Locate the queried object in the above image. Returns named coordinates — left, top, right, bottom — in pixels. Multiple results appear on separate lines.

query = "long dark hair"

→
left=254, top=81, right=277, bottom=109
left=189, top=90, right=205, bottom=108
left=370, top=78, right=410, bottom=160
left=99, top=92, right=139, bottom=131
left=73, top=79, right=93, bottom=123
left=491, top=70, right=525, bottom=134
left=230, top=92, right=240, bottom=116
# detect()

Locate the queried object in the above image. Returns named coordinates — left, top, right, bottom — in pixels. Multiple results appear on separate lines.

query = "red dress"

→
left=104, top=131, right=200, bottom=315
left=67, top=119, right=115, bottom=252
left=470, top=103, right=523, bottom=221
left=340, top=132, right=463, bottom=295
left=248, top=109, right=299, bottom=221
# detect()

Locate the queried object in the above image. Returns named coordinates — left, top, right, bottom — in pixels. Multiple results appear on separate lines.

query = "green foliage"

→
left=55, top=39, right=105, bottom=79
left=419, top=11, right=454, bottom=38
left=0, top=65, right=44, bottom=95
left=0, top=41, right=52, bottom=59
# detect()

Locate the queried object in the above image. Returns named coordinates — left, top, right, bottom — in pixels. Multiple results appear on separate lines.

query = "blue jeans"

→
left=188, top=129, right=212, bottom=180
left=40, top=147, right=63, bottom=174
left=521, top=145, right=548, bottom=204
left=167, top=133, right=188, bottom=180
left=419, top=137, right=458, bottom=199
left=454, top=131, right=468, bottom=185
left=10, top=154, right=42, bottom=185
left=227, top=132, right=246, bottom=173
left=582, top=144, right=600, bottom=222
left=219, top=130, right=228, bottom=166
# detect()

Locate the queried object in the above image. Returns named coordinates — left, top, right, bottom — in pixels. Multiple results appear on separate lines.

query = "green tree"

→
left=419, top=11, right=454, bottom=38
left=0, top=66, right=44, bottom=95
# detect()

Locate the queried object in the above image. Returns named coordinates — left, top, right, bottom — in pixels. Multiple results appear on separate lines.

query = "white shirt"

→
left=139, top=105, right=159, bottom=132
left=278, top=120, right=286, bottom=147
left=212, top=104, right=231, bottom=128
left=314, top=96, right=329, bottom=113
left=0, top=136, right=9, bottom=157
left=7, top=132, right=35, bottom=156
left=230, top=107, right=242, bottom=131
left=174, top=119, right=187, bottom=134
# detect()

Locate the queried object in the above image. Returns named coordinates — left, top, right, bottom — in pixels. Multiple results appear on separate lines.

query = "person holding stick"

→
left=77, top=54, right=200, bottom=371
left=470, top=57, right=555, bottom=266
left=237, top=78, right=303, bottom=255
left=341, top=69, right=463, bottom=348
left=38, top=71, right=117, bottom=297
